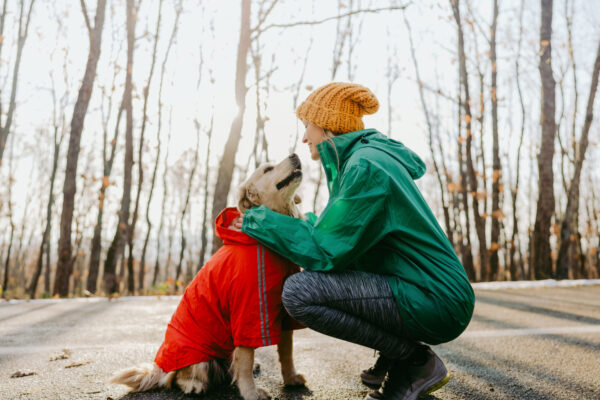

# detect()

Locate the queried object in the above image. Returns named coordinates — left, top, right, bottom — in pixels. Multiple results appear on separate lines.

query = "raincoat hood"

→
left=215, top=207, right=257, bottom=246
left=317, top=129, right=426, bottom=194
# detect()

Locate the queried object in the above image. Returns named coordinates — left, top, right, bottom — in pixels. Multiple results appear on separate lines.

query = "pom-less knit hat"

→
left=296, top=82, right=379, bottom=134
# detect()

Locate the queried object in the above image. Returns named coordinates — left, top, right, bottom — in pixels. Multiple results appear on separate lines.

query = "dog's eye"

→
left=263, top=166, right=274, bottom=173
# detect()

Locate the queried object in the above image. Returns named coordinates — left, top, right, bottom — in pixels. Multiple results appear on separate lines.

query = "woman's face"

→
left=302, top=122, right=327, bottom=160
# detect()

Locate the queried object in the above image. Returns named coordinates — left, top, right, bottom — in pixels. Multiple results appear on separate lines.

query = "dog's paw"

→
left=241, top=387, right=271, bottom=400
left=176, top=377, right=207, bottom=394
left=256, top=387, right=271, bottom=400
left=283, top=373, right=306, bottom=387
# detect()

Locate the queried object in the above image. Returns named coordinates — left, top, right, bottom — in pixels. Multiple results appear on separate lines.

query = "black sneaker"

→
left=365, top=346, right=450, bottom=400
left=361, top=353, right=394, bottom=388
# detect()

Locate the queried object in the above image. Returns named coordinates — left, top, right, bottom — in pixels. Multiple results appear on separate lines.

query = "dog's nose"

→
left=289, top=153, right=301, bottom=169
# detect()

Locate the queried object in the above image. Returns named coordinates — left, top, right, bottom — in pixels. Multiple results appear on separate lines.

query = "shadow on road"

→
left=118, top=384, right=314, bottom=400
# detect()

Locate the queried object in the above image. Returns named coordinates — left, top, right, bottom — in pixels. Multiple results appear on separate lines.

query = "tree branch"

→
left=251, top=0, right=279, bottom=33
left=254, top=5, right=409, bottom=38
left=80, top=0, right=92, bottom=37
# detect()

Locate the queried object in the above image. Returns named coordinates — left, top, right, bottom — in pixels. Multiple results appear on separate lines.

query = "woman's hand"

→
left=233, top=214, right=244, bottom=231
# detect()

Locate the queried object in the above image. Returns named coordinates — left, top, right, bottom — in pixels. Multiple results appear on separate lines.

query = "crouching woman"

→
left=240, top=82, right=475, bottom=400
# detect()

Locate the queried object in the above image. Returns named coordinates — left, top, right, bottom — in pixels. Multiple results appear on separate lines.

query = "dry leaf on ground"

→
left=50, top=349, right=72, bottom=361
left=64, top=360, right=92, bottom=368
left=11, top=371, right=37, bottom=378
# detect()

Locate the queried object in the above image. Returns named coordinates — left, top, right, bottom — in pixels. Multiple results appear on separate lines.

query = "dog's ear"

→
left=293, top=194, right=302, bottom=204
left=237, top=183, right=260, bottom=213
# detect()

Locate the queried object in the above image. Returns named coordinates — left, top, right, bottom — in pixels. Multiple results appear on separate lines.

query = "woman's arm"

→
left=242, top=162, right=389, bottom=271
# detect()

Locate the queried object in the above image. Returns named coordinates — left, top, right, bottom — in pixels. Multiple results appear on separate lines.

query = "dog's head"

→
left=237, top=153, right=303, bottom=218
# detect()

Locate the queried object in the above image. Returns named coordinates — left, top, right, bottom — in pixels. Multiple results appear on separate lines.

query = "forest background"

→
left=0, top=0, right=599, bottom=299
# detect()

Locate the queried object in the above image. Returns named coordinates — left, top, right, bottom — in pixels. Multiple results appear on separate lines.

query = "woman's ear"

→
left=293, top=194, right=302, bottom=204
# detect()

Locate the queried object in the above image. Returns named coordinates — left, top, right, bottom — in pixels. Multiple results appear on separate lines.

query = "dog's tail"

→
left=110, top=362, right=175, bottom=392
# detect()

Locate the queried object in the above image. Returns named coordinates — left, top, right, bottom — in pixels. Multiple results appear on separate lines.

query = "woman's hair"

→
left=323, top=130, right=341, bottom=171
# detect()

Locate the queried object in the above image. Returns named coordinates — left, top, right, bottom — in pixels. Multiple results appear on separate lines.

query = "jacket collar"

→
left=215, top=207, right=258, bottom=245
left=316, top=129, right=379, bottom=195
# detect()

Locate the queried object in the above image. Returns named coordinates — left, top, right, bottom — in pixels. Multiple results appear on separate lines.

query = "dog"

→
left=110, top=154, right=306, bottom=400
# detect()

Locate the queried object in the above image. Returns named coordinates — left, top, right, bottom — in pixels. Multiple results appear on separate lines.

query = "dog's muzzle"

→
left=276, top=154, right=302, bottom=190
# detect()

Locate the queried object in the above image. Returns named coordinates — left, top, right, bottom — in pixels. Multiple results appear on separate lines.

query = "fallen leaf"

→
left=11, top=371, right=37, bottom=378
left=50, top=349, right=72, bottom=361
left=65, top=361, right=91, bottom=368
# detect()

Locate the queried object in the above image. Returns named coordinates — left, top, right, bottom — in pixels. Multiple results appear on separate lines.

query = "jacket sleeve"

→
left=242, top=162, right=389, bottom=272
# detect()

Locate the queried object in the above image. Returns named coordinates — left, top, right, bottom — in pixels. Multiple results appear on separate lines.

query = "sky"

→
left=1, top=0, right=599, bottom=261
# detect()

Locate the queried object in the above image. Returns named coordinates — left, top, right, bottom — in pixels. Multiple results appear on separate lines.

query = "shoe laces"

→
left=367, top=353, right=392, bottom=375
left=380, top=360, right=411, bottom=396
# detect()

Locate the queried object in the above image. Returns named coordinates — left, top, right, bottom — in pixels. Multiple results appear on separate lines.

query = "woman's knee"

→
left=282, top=272, right=315, bottom=318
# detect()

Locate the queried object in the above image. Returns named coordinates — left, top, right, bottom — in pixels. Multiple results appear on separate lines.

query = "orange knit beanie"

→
left=296, top=82, right=380, bottom=134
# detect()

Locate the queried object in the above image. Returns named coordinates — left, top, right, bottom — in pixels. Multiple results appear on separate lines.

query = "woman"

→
left=240, top=82, right=474, bottom=400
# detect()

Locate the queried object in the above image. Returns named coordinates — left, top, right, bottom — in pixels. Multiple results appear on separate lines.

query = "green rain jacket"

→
left=242, top=129, right=474, bottom=344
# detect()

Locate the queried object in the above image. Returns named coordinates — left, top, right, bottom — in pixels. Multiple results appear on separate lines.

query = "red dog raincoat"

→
left=154, top=207, right=303, bottom=372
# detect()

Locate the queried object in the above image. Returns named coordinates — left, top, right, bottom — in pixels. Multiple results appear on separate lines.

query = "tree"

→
left=1, top=138, right=15, bottom=297
left=489, top=0, right=502, bottom=280
left=403, top=13, right=459, bottom=267
left=86, top=7, right=127, bottom=293
left=0, top=0, right=36, bottom=165
left=210, top=0, right=251, bottom=254
left=28, top=72, right=67, bottom=298
left=197, top=116, right=214, bottom=272
left=509, top=0, right=527, bottom=281
left=451, top=0, right=488, bottom=280
left=531, top=0, right=557, bottom=280
left=103, top=0, right=137, bottom=295
left=174, top=124, right=200, bottom=291
left=148, top=2, right=181, bottom=288
left=128, top=0, right=165, bottom=294
left=54, top=0, right=107, bottom=297
left=556, top=40, right=600, bottom=279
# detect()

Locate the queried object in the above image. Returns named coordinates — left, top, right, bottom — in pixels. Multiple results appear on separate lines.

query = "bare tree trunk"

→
left=556, top=41, right=600, bottom=279
left=489, top=0, right=502, bottom=280
left=2, top=141, right=15, bottom=297
left=457, top=66, right=475, bottom=280
left=197, top=116, right=213, bottom=272
left=154, top=112, right=173, bottom=287
left=403, top=14, right=456, bottom=254
left=510, top=0, right=527, bottom=281
left=451, top=0, right=488, bottom=281
left=28, top=125, right=63, bottom=298
left=211, top=0, right=251, bottom=254
left=144, top=3, right=181, bottom=290
left=174, top=124, right=200, bottom=292
left=87, top=96, right=122, bottom=292
left=0, top=0, right=36, bottom=164
left=87, top=37, right=126, bottom=293
left=54, top=0, right=107, bottom=297
left=103, top=0, right=136, bottom=295
left=531, top=0, right=557, bottom=280
left=127, top=0, right=164, bottom=294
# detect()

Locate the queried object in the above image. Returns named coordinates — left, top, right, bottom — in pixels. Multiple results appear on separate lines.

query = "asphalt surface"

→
left=1, top=286, right=600, bottom=400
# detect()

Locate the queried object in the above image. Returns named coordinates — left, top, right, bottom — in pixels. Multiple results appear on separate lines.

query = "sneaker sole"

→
left=422, top=372, right=450, bottom=396
left=361, top=374, right=385, bottom=388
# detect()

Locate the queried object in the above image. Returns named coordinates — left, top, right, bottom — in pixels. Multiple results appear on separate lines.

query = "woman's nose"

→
left=302, top=133, right=308, bottom=143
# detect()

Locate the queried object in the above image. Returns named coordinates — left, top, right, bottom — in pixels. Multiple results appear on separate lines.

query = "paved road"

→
left=1, top=286, right=600, bottom=400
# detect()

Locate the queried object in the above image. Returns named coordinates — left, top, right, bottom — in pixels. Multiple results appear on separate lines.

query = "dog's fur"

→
left=110, top=154, right=305, bottom=400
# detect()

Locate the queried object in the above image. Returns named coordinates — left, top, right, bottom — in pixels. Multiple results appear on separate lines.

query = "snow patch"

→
left=472, top=279, right=600, bottom=290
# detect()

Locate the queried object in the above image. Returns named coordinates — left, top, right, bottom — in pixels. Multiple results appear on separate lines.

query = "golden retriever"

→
left=110, top=154, right=305, bottom=400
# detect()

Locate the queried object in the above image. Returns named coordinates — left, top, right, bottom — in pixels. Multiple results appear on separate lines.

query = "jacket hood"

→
left=316, top=129, right=426, bottom=183
left=215, top=207, right=257, bottom=245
